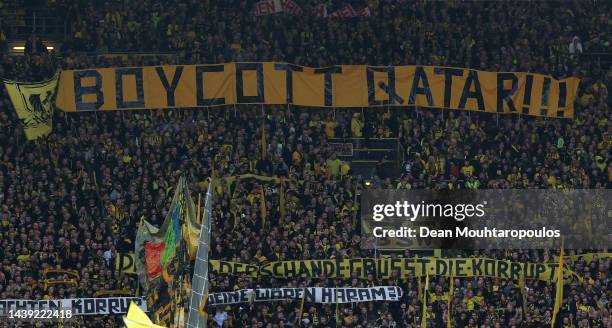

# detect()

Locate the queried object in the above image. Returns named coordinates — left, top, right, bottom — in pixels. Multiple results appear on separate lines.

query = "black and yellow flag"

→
left=3, top=72, right=59, bottom=140
left=551, top=241, right=564, bottom=328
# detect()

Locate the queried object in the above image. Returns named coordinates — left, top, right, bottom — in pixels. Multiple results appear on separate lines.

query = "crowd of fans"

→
left=0, top=0, right=610, bottom=327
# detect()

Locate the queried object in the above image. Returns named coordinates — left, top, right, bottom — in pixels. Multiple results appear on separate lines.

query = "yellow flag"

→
left=3, top=72, right=59, bottom=140
left=184, top=217, right=200, bottom=260
left=123, top=301, right=165, bottom=328
left=421, top=274, right=429, bottom=328
left=551, top=241, right=564, bottom=328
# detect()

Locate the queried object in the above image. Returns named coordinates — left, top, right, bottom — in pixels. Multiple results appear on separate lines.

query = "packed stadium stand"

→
left=0, top=0, right=610, bottom=327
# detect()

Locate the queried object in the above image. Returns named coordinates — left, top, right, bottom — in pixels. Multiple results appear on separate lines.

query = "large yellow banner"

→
left=118, top=253, right=583, bottom=282
left=56, top=63, right=580, bottom=118
left=209, top=258, right=575, bottom=282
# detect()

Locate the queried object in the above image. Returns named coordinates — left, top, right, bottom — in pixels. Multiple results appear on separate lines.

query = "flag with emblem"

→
left=3, top=72, right=59, bottom=140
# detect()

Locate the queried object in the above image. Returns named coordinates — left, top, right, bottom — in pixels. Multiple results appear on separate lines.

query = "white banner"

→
left=0, top=297, right=146, bottom=316
left=207, top=286, right=403, bottom=306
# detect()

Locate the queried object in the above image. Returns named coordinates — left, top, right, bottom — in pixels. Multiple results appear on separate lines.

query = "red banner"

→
left=144, top=242, right=165, bottom=278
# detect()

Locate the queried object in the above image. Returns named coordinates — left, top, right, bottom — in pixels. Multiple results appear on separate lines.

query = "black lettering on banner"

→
left=245, top=264, right=258, bottom=277
left=240, top=289, right=250, bottom=303
left=219, top=261, right=232, bottom=275
left=557, top=81, right=567, bottom=117
left=366, top=66, right=398, bottom=105
left=115, top=68, right=145, bottom=109
left=305, top=288, right=315, bottom=302
left=274, top=63, right=303, bottom=103
left=121, top=298, right=131, bottom=313
left=472, top=258, right=483, bottom=276
left=370, top=287, right=385, bottom=300
left=196, top=65, right=225, bottom=106
left=271, top=289, right=284, bottom=300
left=227, top=292, right=239, bottom=304
left=272, top=262, right=282, bottom=277
left=213, top=294, right=224, bottom=305
left=378, top=258, right=389, bottom=278
left=311, top=260, right=322, bottom=277
left=434, top=67, right=463, bottom=108
left=346, top=289, right=358, bottom=302
left=522, top=75, right=534, bottom=114
left=524, top=263, right=535, bottom=279
left=336, top=259, right=346, bottom=277
left=96, top=298, right=107, bottom=315
left=335, top=289, right=346, bottom=303
left=284, top=288, right=297, bottom=300
left=497, top=261, right=509, bottom=279
left=298, top=262, right=310, bottom=277
left=484, top=259, right=496, bottom=277
left=408, top=66, right=434, bottom=106
left=455, top=259, right=466, bottom=276
left=435, top=259, right=448, bottom=276
left=363, top=258, right=376, bottom=277
left=118, top=253, right=134, bottom=273
left=387, top=286, right=402, bottom=299
left=510, top=262, right=522, bottom=280
left=109, top=298, right=120, bottom=314
left=496, top=73, right=518, bottom=112
left=236, top=63, right=264, bottom=103
left=284, top=261, right=297, bottom=277
left=417, top=258, right=431, bottom=276
left=234, top=262, right=244, bottom=275
left=390, top=258, right=402, bottom=274
left=155, top=66, right=184, bottom=107
left=260, top=290, right=271, bottom=302
left=259, top=263, right=272, bottom=277
left=403, top=259, right=416, bottom=277
left=71, top=299, right=82, bottom=314
left=314, top=66, right=342, bottom=106
left=321, top=288, right=333, bottom=303
left=540, top=77, right=551, bottom=116
left=84, top=299, right=95, bottom=314
left=458, top=70, right=485, bottom=110
left=358, top=289, right=370, bottom=301
left=349, top=259, right=362, bottom=277
left=323, top=260, right=335, bottom=277
left=74, top=70, right=104, bottom=111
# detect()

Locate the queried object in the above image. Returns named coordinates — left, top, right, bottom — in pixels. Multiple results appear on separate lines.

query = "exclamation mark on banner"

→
left=557, top=82, right=567, bottom=117
left=540, top=77, right=551, bottom=116
left=522, top=75, right=534, bottom=115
